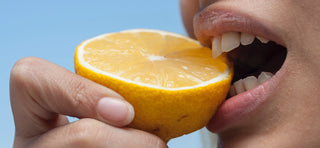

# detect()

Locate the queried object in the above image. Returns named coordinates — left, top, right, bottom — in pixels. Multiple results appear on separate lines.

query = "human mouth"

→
left=211, top=31, right=286, bottom=95
left=194, top=6, right=288, bottom=132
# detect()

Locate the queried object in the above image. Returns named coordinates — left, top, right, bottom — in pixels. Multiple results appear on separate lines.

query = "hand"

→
left=10, top=57, right=167, bottom=148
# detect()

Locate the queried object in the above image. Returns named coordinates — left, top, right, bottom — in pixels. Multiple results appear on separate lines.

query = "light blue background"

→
left=0, top=0, right=207, bottom=147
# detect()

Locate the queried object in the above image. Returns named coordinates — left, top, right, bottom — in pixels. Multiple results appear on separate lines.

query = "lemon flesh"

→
left=74, top=29, right=233, bottom=142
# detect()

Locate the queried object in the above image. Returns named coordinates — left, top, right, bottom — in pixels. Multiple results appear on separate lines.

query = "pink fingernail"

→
left=97, top=97, right=134, bottom=126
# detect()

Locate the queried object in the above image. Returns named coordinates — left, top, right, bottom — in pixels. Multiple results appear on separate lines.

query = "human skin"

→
left=180, top=0, right=320, bottom=148
left=10, top=57, right=167, bottom=148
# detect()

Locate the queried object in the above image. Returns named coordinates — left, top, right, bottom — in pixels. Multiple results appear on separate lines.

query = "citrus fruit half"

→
left=74, top=29, right=233, bottom=142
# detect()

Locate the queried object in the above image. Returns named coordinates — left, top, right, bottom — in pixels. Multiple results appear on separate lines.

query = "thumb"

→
left=10, top=57, right=134, bottom=137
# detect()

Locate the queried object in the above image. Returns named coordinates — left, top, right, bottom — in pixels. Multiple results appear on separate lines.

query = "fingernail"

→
left=97, top=97, right=134, bottom=126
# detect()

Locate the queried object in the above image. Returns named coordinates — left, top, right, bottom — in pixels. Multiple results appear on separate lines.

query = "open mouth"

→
left=208, top=32, right=287, bottom=132
left=210, top=32, right=287, bottom=99
left=193, top=6, right=289, bottom=132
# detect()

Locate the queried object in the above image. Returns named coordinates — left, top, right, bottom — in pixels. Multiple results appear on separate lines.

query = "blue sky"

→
left=0, top=0, right=210, bottom=147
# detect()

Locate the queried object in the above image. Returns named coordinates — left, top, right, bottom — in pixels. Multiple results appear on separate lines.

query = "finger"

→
left=29, top=118, right=167, bottom=148
left=180, top=0, right=199, bottom=38
left=10, top=57, right=134, bottom=138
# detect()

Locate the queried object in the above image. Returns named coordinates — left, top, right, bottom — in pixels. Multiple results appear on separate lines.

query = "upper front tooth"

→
left=258, top=72, right=273, bottom=84
left=221, top=32, right=241, bottom=52
left=256, top=36, right=270, bottom=44
left=212, top=36, right=222, bottom=58
left=240, top=33, right=255, bottom=45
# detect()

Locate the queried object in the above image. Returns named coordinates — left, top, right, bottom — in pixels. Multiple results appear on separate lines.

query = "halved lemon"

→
left=74, top=29, right=233, bottom=142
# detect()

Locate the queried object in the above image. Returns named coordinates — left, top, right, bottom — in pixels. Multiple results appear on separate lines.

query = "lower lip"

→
left=207, top=62, right=287, bottom=133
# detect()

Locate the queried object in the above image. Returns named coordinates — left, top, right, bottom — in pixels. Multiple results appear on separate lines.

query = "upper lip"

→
left=193, top=5, right=285, bottom=47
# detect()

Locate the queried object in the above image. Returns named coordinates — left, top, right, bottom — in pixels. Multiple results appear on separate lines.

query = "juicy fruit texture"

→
left=74, top=29, right=233, bottom=142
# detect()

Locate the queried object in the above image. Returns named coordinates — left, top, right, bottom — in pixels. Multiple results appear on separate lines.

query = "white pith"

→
left=77, top=29, right=232, bottom=90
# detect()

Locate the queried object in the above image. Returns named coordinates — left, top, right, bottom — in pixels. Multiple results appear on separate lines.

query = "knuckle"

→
left=68, top=78, right=96, bottom=116
left=10, top=57, right=42, bottom=87
left=71, top=118, right=100, bottom=134
left=10, top=57, right=45, bottom=100
left=70, top=79, right=88, bottom=104
left=68, top=119, right=103, bottom=145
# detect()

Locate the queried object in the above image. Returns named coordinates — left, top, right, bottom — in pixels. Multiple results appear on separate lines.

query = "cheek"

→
left=180, top=0, right=199, bottom=38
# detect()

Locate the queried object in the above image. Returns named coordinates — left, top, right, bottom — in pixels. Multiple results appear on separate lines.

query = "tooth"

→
left=243, top=76, right=259, bottom=91
left=229, top=85, right=237, bottom=97
left=212, top=36, right=222, bottom=58
left=240, top=33, right=255, bottom=45
left=256, top=36, right=270, bottom=43
left=221, top=32, right=241, bottom=52
left=233, top=79, right=246, bottom=94
left=258, top=72, right=273, bottom=84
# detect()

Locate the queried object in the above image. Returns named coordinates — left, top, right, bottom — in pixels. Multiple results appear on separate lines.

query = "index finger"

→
left=10, top=57, right=134, bottom=138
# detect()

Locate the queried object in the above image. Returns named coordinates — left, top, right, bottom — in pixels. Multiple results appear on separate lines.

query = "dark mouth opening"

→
left=227, top=39, right=287, bottom=89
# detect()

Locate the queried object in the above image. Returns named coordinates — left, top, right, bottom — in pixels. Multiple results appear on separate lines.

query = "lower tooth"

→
left=243, top=76, right=259, bottom=91
left=258, top=72, right=273, bottom=83
left=233, top=79, right=245, bottom=94
left=230, top=72, right=274, bottom=96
